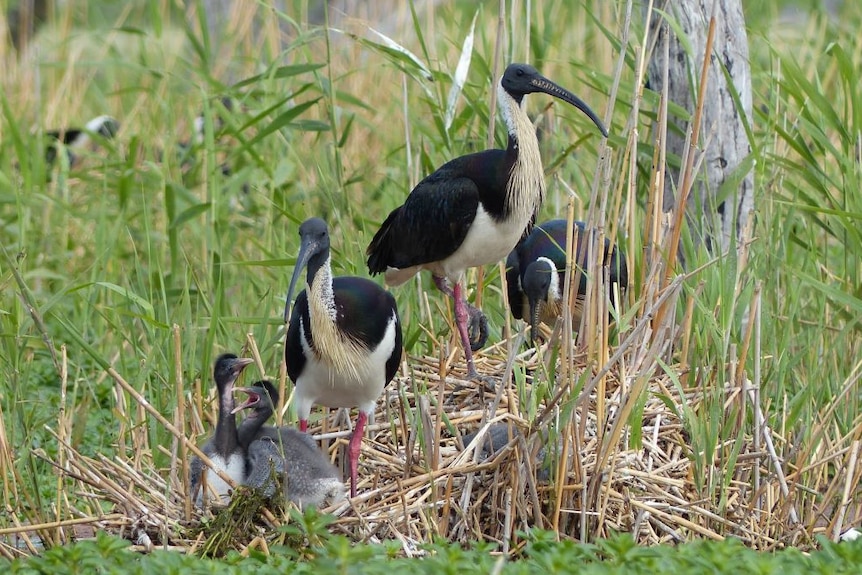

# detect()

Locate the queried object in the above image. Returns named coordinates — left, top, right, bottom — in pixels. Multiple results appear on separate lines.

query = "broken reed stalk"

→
left=0, top=399, right=13, bottom=550
left=55, top=346, right=69, bottom=545
left=642, top=58, right=666, bottom=277
left=747, top=384, right=799, bottom=525
left=831, top=440, right=861, bottom=541
left=0, top=514, right=128, bottom=538
left=245, top=332, right=267, bottom=381
left=678, top=280, right=703, bottom=386
left=649, top=7, right=716, bottom=339
left=171, top=325, right=191, bottom=523
left=663, top=11, right=716, bottom=276
left=473, top=0, right=505, bottom=311
left=752, top=281, right=763, bottom=512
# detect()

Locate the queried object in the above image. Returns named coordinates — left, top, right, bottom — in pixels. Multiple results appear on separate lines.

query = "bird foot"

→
left=467, top=305, right=489, bottom=351
left=465, top=366, right=497, bottom=392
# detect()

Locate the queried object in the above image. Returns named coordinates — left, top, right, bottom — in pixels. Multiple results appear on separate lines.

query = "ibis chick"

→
left=367, top=63, right=607, bottom=379
left=189, top=353, right=254, bottom=505
left=506, top=219, right=627, bottom=343
left=234, top=380, right=344, bottom=507
left=285, top=217, right=403, bottom=498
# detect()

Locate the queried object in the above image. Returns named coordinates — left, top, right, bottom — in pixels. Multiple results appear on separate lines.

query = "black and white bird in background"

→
left=506, top=219, right=627, bottom=343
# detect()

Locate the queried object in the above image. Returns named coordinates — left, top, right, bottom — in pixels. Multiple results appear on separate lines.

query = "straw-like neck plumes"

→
left=497, top=80, right=545, bottom=224
left=307, top=256, right=368, bottom=382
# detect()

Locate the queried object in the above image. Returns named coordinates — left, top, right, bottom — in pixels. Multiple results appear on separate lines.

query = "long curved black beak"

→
left=528, top=297, right=542, bottom=346
left=283, top=235, right=320, bottom=323
left=531, top=76, right=608, bottom=138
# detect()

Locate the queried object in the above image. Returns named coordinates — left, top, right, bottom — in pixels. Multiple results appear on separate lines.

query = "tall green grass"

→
left=1, top=0, right=860, bottom=553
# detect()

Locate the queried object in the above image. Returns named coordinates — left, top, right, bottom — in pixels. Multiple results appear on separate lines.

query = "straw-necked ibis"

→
left=367, top=63, right=607, bottom=379
left=284, top=217, right=403, bottom=498
left=189, top=353, right=254, bottom=505
left=234, top=380, right=344, bottom=506
left=44, top=115, right=119, bottom=168
left=506, top=219, right=627, bottom=343
left=177, top=98, right=233, bottom=166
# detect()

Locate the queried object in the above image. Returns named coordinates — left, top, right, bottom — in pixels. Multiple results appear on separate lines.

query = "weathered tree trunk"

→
left=5, top=0, right=51, bottom=53
left=189, top=0, right=292, bottom=80
left=192, top=0, right=338, bottom=53
left=646, top=0, right=754, bottom=252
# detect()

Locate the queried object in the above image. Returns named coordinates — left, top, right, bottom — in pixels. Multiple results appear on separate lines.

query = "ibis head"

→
left=499, top=63, right=607, bottom=138
left=213, top=353, right=254, bottom=397
left=86, top=115, right=120, bottom=139
left=284, top=217, right=331, bottom=323
left=232, top=379, right=277, bottom=416
left=234, top=380, right=278, bottom=450
left=521, top=257, right=561, bottom=343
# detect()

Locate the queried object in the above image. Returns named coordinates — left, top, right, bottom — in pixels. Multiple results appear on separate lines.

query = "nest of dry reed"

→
left=5, top=309, right=858, bottom=560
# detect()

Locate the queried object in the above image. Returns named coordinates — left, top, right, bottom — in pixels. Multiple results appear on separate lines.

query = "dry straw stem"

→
left=7, top=307, right=859, bottom=556
left=650, top=2, right=718, bottom=338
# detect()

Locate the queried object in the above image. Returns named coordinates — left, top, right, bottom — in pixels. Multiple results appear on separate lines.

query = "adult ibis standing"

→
left=506, top=219, right=628, bottom=343
left=366, top=63, right=607, bottom=379
left=284, top=217, right=403, bottom=498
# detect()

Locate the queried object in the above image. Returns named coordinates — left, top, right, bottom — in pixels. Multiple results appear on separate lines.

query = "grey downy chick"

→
left=234, top=380, right=345, bottom=507
left=462, top=422, right=550, bottom=482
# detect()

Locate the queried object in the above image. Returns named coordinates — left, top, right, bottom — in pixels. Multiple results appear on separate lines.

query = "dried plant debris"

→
left=7, top=341, right=859, bottom=558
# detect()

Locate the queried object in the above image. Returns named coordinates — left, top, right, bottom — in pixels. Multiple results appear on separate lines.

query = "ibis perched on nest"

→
left=284, top=217, right=403, bottom=498
left=234, top=380, right=345, bottom=507
left=506, top=219, right=627, bottom=343
left=367, top=63, right=607, bottom=379
left=189, top=353, right=254, bottom=505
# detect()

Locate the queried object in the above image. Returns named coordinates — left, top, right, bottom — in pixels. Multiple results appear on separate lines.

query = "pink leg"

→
left=348, top=411, right=368, bottom=498
left=435, top=276, right=487, bottom=380
left=453, top=281, right=479, bottom=378
left=299, top=419, right=308, bottom=433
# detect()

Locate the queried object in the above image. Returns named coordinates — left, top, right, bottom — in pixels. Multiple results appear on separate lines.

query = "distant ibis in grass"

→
left=44, top=115, right=119, bottom=168
left=177, top=97, right=234, bottom=164
left=367, top=63, right=607, bottom=379
left=234, top=380, right=344, bottom=506
left=506, top=219, right=628, bottom=343
left=284, top=217, right=403, bottom=498
left=189, top=353, right=254, bottom=505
